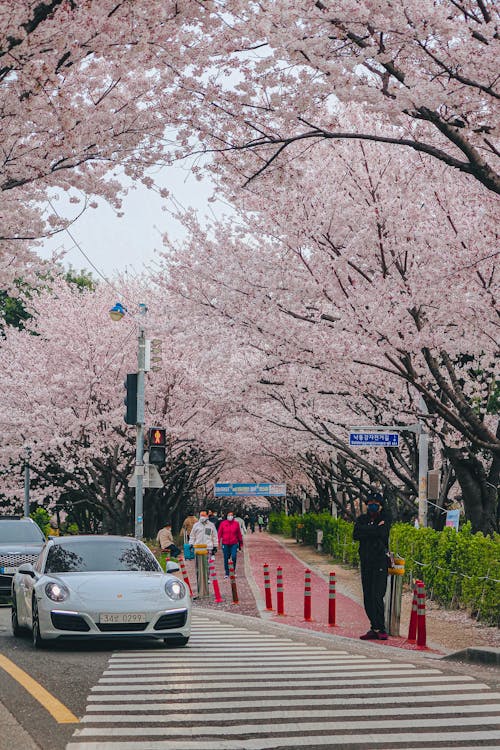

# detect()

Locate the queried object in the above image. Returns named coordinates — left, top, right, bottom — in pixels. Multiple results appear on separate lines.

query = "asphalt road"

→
left=1, top=601, right=499, bottom=750
left=0, top=602, right=167, bottom=750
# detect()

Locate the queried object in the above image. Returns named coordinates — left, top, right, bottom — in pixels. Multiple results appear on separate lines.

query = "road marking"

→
left=80, top=704, right=500, bottom=722
left=85, top=693, right=500, bottom=711
left=65, top=734, right=500, bottom=750
left=86, top=684, right=490, bottom=702
left=0, top=654, right=79, bottom=724
left=88, top=672, right=462, bottom=692
left=67, top=614, right=499, bottom=749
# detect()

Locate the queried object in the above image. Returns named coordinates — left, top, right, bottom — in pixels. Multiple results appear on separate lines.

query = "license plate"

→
left=100, top=612, right=146, bottom=624
left=0, top=566, right=17, bottom=574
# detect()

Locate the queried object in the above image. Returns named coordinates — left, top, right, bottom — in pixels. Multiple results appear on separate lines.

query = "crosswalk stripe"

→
left=98, top=668, right=439, bottom=683
left=89, top=673, right=466, bottom=692
left=84, top=693, right=500, bottom=712
left=81, top=704, right=500, bottom=722
left=65, top=734, right=500, bottom=750
left=73, top=716, right=500, bottom=735
left=86, top=683, right=490, bottom=702
left=68, top=614, right=499, bottom=750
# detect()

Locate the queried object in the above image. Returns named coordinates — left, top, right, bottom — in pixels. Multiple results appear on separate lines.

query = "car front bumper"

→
left=39, top=605, right=191, bottom=640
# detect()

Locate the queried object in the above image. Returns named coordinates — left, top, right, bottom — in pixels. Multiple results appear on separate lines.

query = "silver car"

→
left=11, top=535, right=191, bottom=648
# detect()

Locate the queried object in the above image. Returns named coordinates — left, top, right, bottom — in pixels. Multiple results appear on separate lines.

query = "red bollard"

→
left=416, top=581, right=427, bottom=648
left=328, top=571, right=336, bottom=627
left=303, top=569, right=312, bottom=621
left=276, top=566, right=285, bottom=615
left=178, top=557, right=193, bottom=598
left=407, top=580, right=419, bottom=642
left=263, top=563, right=273, bottom=610
left=228, top=558, right=239, bottom=604
left=209, top=558, right=223, bottom=603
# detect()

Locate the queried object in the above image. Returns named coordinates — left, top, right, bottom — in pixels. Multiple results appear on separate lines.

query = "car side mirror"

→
left=166, top=561, right=180, bottom=573
left=18, top=563, right=36, bottom=577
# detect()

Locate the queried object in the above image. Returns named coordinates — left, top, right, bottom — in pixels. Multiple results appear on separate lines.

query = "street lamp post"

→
left=417, top=396, right=429, bottom=528
left=109, top=302, right=147, bottom=539
left=134, top=326, right=146, bottom=539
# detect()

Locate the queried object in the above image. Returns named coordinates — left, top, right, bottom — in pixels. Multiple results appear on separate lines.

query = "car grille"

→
left=97, top=622, right=149, bottom=632
left=0, top=552, right=39, bottom=567
left=154, top=609, right=188, bottom=630
left=51, top=612, right=91, bottom=632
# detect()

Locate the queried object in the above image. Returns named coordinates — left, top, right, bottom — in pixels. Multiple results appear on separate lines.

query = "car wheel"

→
left=163, top=636, right=189, bottom=647
left=32, top=597, right=47, bottom=649
left=11, top=594, right=25, bottom=637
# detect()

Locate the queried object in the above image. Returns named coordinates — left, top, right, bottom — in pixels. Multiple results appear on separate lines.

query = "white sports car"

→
left=11, top=535, right=191, bottom=648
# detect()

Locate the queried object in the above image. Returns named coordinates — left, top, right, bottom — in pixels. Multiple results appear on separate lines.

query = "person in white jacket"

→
left=188, top=511, right=218, bottom=554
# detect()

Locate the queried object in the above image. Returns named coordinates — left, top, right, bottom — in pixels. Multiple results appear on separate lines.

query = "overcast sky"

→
left=38, top=163, right=220, bottom=280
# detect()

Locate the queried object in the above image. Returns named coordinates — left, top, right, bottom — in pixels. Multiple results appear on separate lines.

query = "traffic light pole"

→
left=135, top=327, right=146, bottom=539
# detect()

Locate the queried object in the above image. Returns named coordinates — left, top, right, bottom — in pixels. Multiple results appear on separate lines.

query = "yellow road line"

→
left=0, top=654, right=79, bottom=723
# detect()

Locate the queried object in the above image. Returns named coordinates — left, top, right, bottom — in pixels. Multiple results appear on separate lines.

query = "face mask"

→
left=200, top=517, right=208, bottom=523
left=367, top=503, right=380, bottom=513
left=227, top=515, right=234, bottom=521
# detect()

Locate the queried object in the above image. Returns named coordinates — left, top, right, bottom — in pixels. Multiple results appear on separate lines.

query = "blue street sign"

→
left=349, top=432, right=399, bottom=447
left=214, top=483, right=287, bottom=497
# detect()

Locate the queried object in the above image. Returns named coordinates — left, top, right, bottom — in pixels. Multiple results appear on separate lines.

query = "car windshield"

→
left=0, top=521, right=45, bottom=543
left=44, top=540, right=161, bottom=573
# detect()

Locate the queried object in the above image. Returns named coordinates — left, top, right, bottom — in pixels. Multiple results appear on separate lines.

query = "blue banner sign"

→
left=445, top=509, right=460, bottom=531
left=214, top=483, right=287, bottom=497
left=349, top=432, right=399, bottom=447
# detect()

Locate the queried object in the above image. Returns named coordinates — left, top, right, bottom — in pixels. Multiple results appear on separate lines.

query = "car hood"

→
left=48, top=571, right=176, bottom=607
left=0, top=543, right=44, bottom=555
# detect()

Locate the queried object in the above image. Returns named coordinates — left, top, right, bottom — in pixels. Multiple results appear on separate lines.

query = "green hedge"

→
left=269, top=513, right=500, bottom=625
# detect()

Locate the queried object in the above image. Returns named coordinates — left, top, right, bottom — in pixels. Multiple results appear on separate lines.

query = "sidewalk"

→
left=184, top=531, right=440, bottom=654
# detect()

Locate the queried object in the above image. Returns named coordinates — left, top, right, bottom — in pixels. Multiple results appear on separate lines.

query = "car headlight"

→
left=45, top=582, right=69, bottom=602
left=164, top=579, right=186, bottom=600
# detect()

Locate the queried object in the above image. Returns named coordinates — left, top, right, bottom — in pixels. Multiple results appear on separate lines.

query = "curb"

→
left=442, top=646, right=500, bottom=666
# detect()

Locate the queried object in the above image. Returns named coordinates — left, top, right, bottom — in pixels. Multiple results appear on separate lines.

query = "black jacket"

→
left=353, top=509, right=391, bottom=568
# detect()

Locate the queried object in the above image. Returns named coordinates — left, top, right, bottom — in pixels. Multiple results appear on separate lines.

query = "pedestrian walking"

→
left=208, top=509, right=221, bottom=530
left=156, top=521, right=181, bottom=557
left=353, top=492, right=391, bottom=640
left=188, top=511, right=218, bottom=555
left=181, top=513, right=197, bottom=537
left=235, top=515, right=247, bottom=535
left=218, top=511, right=243, bottom=578
left=248, top=511, right=256, bottom=533
left=257, top=514, right=264, bottom=532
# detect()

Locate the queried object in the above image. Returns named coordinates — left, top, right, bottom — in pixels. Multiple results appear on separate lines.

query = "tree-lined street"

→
left=0, top=4, right=498, bottom=747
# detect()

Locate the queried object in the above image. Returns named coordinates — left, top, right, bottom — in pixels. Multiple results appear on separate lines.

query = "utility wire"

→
left=47, top=197, right=140, bottom=314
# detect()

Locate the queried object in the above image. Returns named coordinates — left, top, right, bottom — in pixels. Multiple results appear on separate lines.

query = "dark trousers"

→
left=223, top=543, right=238, bottom=575
left=360, top=564, right=387, bottom=631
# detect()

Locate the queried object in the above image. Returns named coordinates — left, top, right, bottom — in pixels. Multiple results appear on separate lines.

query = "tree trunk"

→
left=446, top=444, right=499, bottom=535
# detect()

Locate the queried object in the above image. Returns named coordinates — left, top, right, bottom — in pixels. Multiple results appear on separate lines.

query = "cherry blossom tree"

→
left=160, top=135, right=499, bottom=532
left=0, top=276, right=224, bottom=533
left=167, top=1, right=499, bottom=194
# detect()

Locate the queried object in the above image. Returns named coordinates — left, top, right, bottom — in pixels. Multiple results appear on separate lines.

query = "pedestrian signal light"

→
left=124, top=373, right=138, bottom=425
left=148, top=426, right=166, bottom=466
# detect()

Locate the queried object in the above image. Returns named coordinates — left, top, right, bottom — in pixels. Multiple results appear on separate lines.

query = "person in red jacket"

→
left=218, top=511, right=243, bottom=578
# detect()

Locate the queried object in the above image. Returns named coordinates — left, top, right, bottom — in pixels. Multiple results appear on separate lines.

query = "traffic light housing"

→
left=124, top=373, right=138, bottom=425
left=148, top=427, right=166, bottom=466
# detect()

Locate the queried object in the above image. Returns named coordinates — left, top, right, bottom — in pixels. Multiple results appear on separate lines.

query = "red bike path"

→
left=243, top=531, right=439, bottom=653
